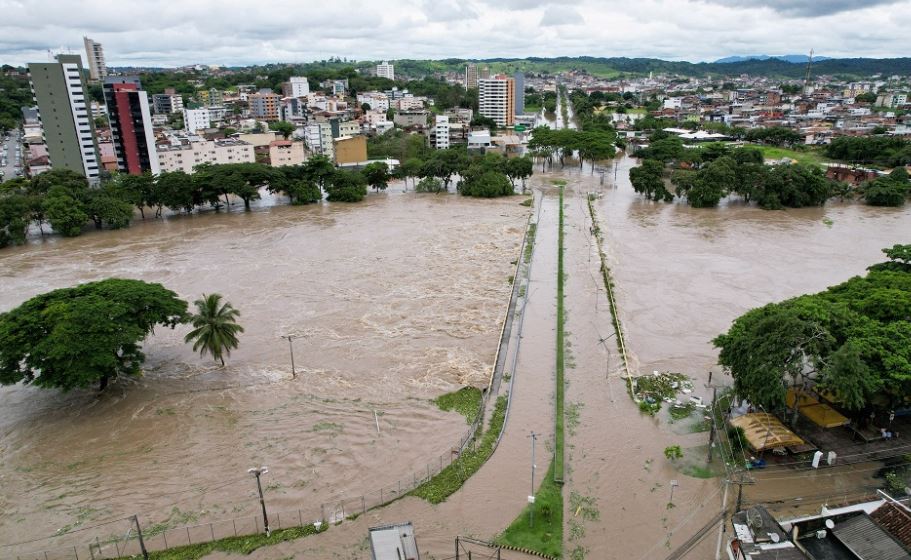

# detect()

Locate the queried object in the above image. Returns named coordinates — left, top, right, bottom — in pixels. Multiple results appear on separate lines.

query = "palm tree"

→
left=184, top=293, right=244, bottom=366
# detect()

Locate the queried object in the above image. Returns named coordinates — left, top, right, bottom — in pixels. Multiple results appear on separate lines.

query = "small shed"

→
left=369, top=522, right=421, bottom=560
left=786, top=389, right=850, bottom=429
left=729, top=413, right=805, bottom=452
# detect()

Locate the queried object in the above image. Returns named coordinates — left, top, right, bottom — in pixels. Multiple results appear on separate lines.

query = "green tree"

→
left=302, top=155, right=336, bottom=194
left=85, top=187, right=134, bottom=230
left=458, top=170, right=514, bottom=198
left=505, top=156, right=534, bottom=192
left=268, top=121, right=295, bottom=139
left=325, top=169, right=368, bottom=202
left=43, top=186, right=88, bottom=236
left=630, top=159, right=673, bottom=202
left=0, top=279, right=188, bottom=391
left=398, top=157, right=424, bottom=189
left=362, top=161, right=391, bottom=191
left=184, top=294, right=244, bottom=367
left=414, top=177, right=445, bottom=193
left=0, top=193, right=30, bottom=247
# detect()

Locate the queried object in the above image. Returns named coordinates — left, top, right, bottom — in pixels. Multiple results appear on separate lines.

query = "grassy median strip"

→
left=411, top=395, right=508, bottom=504
left=496, top=460, right=564, bottom=558
left=555, top=184, right=566, bottom=483
left=146, top=523, right=326, bottom=560
left=434, top=386, right=483, bottom=424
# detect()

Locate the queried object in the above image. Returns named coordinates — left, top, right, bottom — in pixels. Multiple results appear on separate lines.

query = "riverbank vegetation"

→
left=0, top=280, right=243, bottom=391
left=496, top=460, right=564, bottom=558
left=0, top=149, right=535, bottom=248
left=145, top=522, right=326, bottom=560
left=433, top=386, right=483, bottom=424
left=411, top=395, right=507, bottom=504
left=629, top=135, right=911, bottom=208
left=528, top=127, right=617, bottom=172
left=555, top=182, right=566, bottom=483
left=714, top=245, right=911, bottom=420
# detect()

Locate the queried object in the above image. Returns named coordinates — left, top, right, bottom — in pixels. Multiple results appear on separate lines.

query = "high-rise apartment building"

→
left=152, top=91, right=184, bottom=114
left=82, top=37, right=107, bottom=81
left=197, top=88, right=224, bottom=107
left=480, top=66, right=491, bottom=79
left=478, top=75, right=515, bottom=128
left=465, top=64, right=478, bottom=89
left=183, top=108, right=210, bottom=133
left=28, top=54, right=101, bottom=180
left=376, top=61, right=395, bottom=81
left=283, top=76, right=310, bottom=98
left=514, top=72, right=525, bottom=116
left=248, top=91, right=281, bottom=121
left=103, top=77, right=159, bottom=175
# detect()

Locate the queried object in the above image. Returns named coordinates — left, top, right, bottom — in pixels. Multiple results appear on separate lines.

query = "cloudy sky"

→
left=2, top=0, right=910, bottom=67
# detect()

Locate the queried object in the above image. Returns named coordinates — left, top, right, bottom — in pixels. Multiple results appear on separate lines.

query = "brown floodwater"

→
left=0, top=191, right=527, bottom=550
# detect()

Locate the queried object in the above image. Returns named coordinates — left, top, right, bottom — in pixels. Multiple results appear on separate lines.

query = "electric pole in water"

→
left=529, top=431, right=537, bottom=528
left=280, top=335, right=296, bottom=378
left=248, top=466, right=271, bottom=536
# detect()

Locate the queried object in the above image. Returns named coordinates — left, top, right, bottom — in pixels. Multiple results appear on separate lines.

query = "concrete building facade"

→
left=283, top=76, right=310, bottom=98
left=376, top=61, right=395, bottom=81
left=334, top=135, right=367, bottom=165
left=183, top=108, right=210, bottom=133
left=514, top=72, right=525, bottom=116
left=103, top=77, right=159, bottom=175
left=153, top=92, right=184, bottom=114
left=268, top=140, right=306, bottom=167
left=28, top=54, right=101, bottom=180
left=478, top=76, right=516, bottom=128
left=82, top=37, right=107, bottom=81
left=157, top=139, right=254, bottom=173
left=465, top=64, right=478, bottom=89
left=248, top=91, right=281, bottom=121
left=434, top=115, right=450, bottom=149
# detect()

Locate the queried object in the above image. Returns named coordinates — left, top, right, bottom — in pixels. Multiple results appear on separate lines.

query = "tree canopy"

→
left=0, top=279, right=188, bottom=391
left=713, top=246, right=911, bottom=416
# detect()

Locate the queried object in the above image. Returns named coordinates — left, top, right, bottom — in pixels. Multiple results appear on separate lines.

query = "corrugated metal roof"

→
left=871, top=502, right=911, bottom=549
left=832, top=514, right=910, bottom=560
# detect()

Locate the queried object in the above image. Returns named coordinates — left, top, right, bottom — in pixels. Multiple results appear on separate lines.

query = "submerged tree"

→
left=184, top=294, right=244, bottom=366
left=0, top=279, right=188, bottom=391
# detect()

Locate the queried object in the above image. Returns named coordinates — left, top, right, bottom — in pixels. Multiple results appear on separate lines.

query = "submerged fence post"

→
left=362, top=496, right=366, bottom=514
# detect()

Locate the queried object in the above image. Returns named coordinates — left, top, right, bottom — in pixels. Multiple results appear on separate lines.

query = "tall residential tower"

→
left=376, top=61, right=395, bottom=81
left=28, top=54, right=101, bottom=180
left=103, top=77, right=159, bottom=175
left=82, top=36, right=107, bottom=81
left=465, top=64, right=478, bottom=89
left=478, top=75, right=515, bottom=128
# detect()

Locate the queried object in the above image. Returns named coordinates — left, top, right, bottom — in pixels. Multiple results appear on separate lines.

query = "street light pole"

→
left=281, top=335, right=296, bottom=378
left=248, top=466, right=270, bottom=536
left=529, top=431, right=537, bottom=528
left=132, top=515, right=149, bottom=560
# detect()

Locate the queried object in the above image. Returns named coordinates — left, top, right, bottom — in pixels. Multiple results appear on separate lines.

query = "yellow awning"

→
left=729, top=413, right=805, bottom=452
left=786, top=389, right=851, bottom=429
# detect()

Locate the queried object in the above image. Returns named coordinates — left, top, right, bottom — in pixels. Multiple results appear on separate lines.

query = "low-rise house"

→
left=268, top=140, right=306, bottom=167
left=157, top=138, right=254, bottom=173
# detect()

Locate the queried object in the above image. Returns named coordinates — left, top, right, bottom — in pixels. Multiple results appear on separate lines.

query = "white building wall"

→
left=183, top=108, right=210, bottom=133
left=61, top=62, right=100, bottom=180
left=289, top=76, right=310, bottom=97
left=376, top=61, right=395, bottom=81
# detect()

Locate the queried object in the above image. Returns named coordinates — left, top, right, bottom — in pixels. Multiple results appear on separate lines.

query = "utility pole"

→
left=248, top=466, right=271, bottom=536
left=280, top=335, right=296, bottom=378
left=707, top=386, right=718, bottom=463
left=132, top=515, right=149, bottom=560
left=669, top=479, right=679, bottom=507
left=529, top=431, right=537, bottom=528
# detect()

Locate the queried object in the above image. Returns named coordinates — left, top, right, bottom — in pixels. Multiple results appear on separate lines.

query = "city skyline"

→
left=2, top=0, right=910, bottom=67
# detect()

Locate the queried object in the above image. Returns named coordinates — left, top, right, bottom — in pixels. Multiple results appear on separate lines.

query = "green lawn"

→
left=496, top=461, right=564, bottom=558
left=751, top=145, right=830, bottom=168
left=554, top=185, right=565, bottom=483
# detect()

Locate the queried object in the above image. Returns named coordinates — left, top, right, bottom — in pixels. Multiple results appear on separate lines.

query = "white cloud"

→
left=0, top=0, right=909, bottom=66
left=539, top=6, right=584, bottom=26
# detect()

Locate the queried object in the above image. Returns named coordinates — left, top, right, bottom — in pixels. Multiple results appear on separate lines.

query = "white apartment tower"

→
left=183, top=108, right=211, bottom=133
left=288, top=76, right=310, bottom=98
left=434, top=116, right=450, bottom=149
left=478, top=76, right=516, bottom=128
left=376, top=61, right=395, bottom=81
left=83, top=37, right=107, bottom=81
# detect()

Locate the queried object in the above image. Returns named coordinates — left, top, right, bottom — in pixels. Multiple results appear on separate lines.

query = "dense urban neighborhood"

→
left=1, top=14, right=911, bottom=560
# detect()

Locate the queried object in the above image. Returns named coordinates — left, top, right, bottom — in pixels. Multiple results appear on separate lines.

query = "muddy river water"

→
left=1, top=148, right=908, bottom=558
left=0, top=193, right=526, bottom=548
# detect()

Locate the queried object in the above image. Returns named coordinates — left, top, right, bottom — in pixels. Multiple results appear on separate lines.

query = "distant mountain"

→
left=714, top=54, right=832, bottom=64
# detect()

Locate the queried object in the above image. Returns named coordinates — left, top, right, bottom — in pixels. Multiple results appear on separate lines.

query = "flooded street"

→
left=0, top=192, right=527, bottom=548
